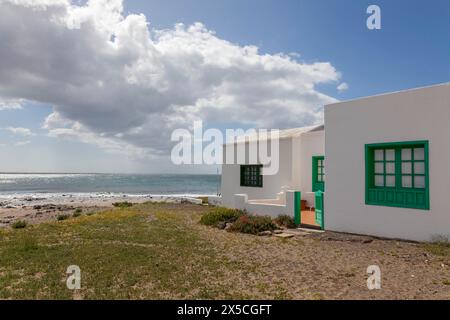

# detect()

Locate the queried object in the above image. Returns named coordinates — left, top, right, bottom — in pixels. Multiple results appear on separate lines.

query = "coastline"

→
left=0, top=192, right=215, bottom=228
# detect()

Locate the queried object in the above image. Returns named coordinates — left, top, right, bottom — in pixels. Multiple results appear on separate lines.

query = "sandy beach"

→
left=0, top=193, right=207, bottom=227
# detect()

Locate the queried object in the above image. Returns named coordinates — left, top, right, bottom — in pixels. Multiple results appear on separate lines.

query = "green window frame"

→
left=312, top=156, right=325, bottom=192
left=365, top=141, right=429, bottom=210
left=240, top=165, right=263, bottom=188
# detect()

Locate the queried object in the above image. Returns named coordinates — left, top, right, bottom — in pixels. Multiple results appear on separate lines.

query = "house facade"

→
left=220, top=83, right=450, bottom=241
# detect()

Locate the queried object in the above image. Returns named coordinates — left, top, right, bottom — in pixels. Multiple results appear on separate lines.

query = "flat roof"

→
left=224, top=124, right=324, bottom=145
left=326, top=82, right=450, bottom=108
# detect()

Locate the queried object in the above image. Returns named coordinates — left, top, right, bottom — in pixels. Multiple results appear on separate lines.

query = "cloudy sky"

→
left=0, top=0, right=448, bottom=173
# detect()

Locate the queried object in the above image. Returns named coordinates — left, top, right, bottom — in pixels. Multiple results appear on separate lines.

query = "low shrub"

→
left=74, top=208, right=83, bottom=214
left=72, top=212, right=82, bottom=218
left=112, top=201, right=134, bottom=208
left=200, top=207, right=244, bottom=226
left=273, top=215, right=297, bottom=229
left=12, top=220, right=27, bottom=229
left=57, top=214, right=70, bottom=221
left=229, top=215, right=276, bottom=235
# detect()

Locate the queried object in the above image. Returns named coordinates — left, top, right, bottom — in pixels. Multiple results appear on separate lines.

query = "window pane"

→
left=318, top=175, right=322, bottom=182
left=374, top=149, right=384, bottom=161
left=402, top=162, right=412, bottom=174
left=414, top=148, right=425, bottom=161
left=375, top=163, right=384, bottom=174
left=414, top=176, right=425, bottom=188
left=375, top=175, right=384, bottom=187
left=386, top=176, right=396, bottom=187
left=414, top=162, right=425, bottom=175
left=386, top=163, right=395, bottom=174
left=401, top=148, right=412, bottom=161
left=385, top=149, right=395, bottom=161
left=402, top=176, right=412, bottom=188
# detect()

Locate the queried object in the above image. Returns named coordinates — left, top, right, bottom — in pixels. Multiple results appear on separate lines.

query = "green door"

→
left=315, top=190, right=324, bottom=229
left=312, top=156, right=325, bottom=192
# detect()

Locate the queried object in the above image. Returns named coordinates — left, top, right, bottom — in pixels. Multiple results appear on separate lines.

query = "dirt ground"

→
left=0, top=202, right=449, bottom=299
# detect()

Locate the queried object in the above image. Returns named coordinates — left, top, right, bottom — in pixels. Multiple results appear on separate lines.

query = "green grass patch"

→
left=200, top=207, right=244, bottom=226
left=112, top=201, right=134, bottom=208
left=0, top=202, right=246, bottom=299
left=57, top=214, right=70, bottom=221
left=11, top=220, right=27, bottom=229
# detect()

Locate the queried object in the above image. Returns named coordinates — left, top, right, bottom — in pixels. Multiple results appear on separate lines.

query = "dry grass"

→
left=0, top=202, right=449, bottom=299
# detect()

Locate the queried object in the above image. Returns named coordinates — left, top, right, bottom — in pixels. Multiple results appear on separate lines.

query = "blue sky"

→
left=125, top=0, right=449, bottom=98
left=0, top=0, right=448, bottom=173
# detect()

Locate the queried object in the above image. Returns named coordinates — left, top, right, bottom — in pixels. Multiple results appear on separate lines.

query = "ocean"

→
left=0, top=173, right=221, bottom=196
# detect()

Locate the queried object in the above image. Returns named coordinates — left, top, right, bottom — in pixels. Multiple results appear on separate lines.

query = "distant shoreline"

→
left=0, top=172, right=220, bottom=175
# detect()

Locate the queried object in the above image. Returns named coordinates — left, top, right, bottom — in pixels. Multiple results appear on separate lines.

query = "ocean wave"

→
left=0, top=180, right=15, bottom=184
left=0, top=173, right=97, bottom=180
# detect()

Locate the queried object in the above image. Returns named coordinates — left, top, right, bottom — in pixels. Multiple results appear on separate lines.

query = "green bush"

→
left=74, top=208, right=83, bottom=214
left=57, top=214, right=70, bottom=221
left=273, top=215, right=297, bottom=229
left=229, top=215, right=276, bottom=235
left=12, top=220, right=27, bottom=229
left=72, top=212, right=82, bottom=218
left=112, top=201, right=134, bottom=208
left=200, top=207, right=244, bottom=226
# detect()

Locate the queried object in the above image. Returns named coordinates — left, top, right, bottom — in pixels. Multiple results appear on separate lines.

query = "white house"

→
left=220, top=83, right=450, bottom=241
left=221, top=125, right=326, bottom=229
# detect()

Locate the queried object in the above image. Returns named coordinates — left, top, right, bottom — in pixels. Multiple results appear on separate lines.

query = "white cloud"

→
left=337, top=82, right=349, bottom=93
left=5, top=127, right=35, bottom=137
left=0, top=98, right=23, bottom=110
left=0, top=0, right=341, bottom=158
left=15, top=140, right=31, bottom=146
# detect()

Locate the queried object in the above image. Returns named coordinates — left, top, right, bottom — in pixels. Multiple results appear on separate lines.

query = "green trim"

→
left=365, top=141, right=429, bottom=210
left=240, top=165, right=263, bottom=188
left=312, top=156, right=325, bottom=192
left=294, top=191, right=301, bottom=226
left=315, top=191, right=325, bottom=230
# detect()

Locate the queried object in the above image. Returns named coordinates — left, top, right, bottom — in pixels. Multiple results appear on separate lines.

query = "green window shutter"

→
left=365, top=141, right=429, bottom=210
left=240, top=165, right=263, bottom=188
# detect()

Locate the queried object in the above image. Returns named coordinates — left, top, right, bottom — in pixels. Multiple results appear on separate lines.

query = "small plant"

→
left=74, top=208, right=82, bottom=214
left=273, top=215, right=297, bottom=229
left=57, top=214, right=70, bottom=221
left=19, top=235, right=38, bottom=251
left=72, top=212, right=82, bottom=218
left=200, top=207, right=244, bottom=226
left=425, top=235, right=450, bottom=256
left=12, top=220, right=27, bottom=229
left=112, top=201, right=134, bottom=208
left=229, top=214, right=276, bottom=235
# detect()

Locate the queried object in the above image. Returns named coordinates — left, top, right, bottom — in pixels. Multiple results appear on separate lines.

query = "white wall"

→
left=299, top=130, right=325, bottom=207
left=221, top=138, right=293, bottom=208
left=325, top=83, right=450, bottom=242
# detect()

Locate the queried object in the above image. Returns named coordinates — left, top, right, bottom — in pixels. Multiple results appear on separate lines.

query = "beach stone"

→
left=224, top=222, right=233, bottom=231
left=217, top=222, right=226, bottom=230
left=258, top=231, right=272, bottom=236
left=274, top=233, right=294, bottom=239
